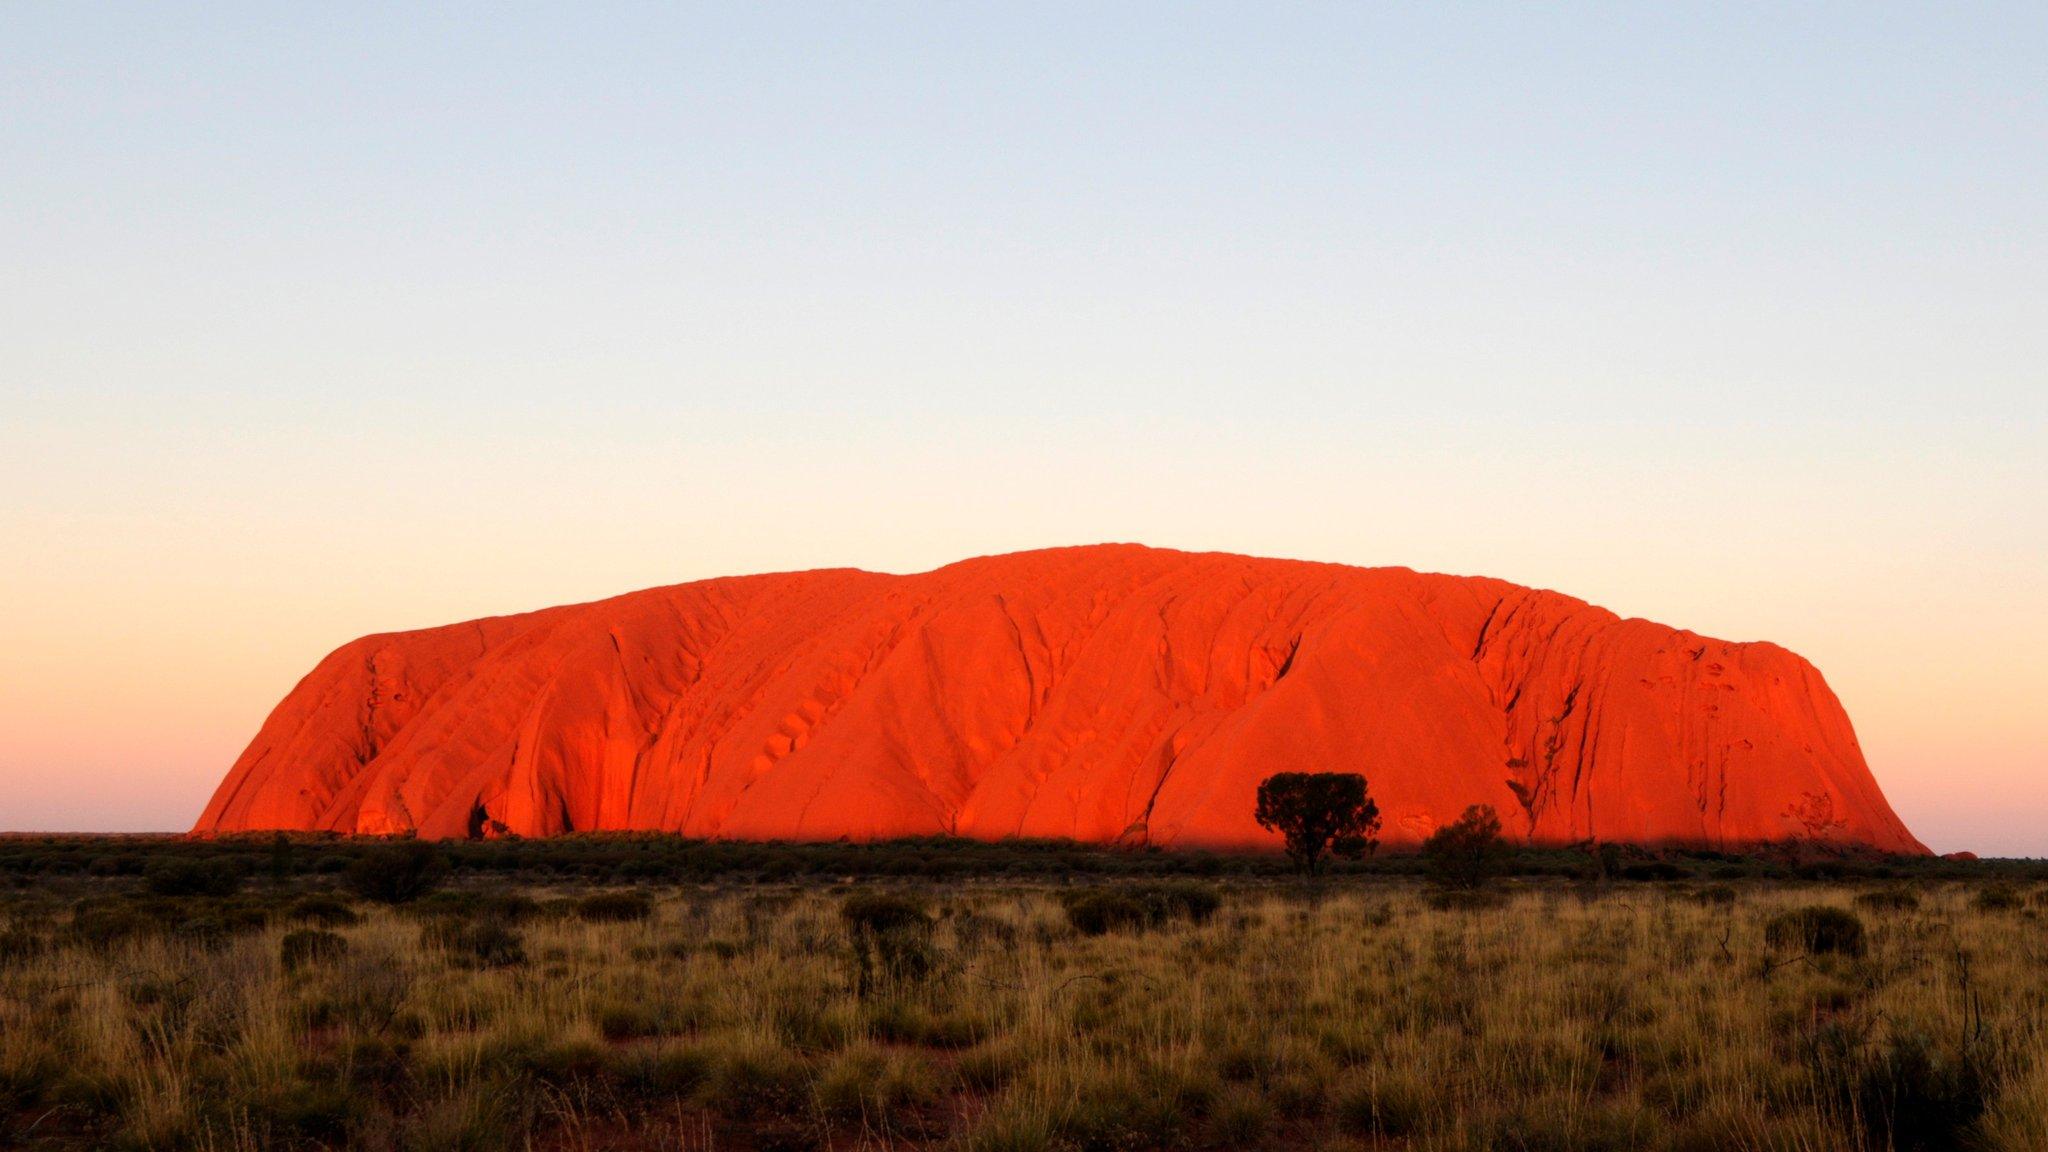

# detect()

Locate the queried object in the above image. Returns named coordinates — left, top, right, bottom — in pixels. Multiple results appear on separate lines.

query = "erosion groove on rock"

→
left=194, top=545, right=1926, bottom=853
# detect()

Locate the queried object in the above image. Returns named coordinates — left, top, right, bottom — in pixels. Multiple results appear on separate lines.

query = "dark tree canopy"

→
left=1254, top=772, right=1381, bottom=875
left=1422, top=803, right=1508, bottom=889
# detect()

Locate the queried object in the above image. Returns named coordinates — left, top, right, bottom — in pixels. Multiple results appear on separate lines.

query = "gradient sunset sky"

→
left=4, top=5, right=2043, bottom=854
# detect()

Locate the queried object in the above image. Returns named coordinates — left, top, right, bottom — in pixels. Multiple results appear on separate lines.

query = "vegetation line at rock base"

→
left=0, top=832, right=2027, bottom=887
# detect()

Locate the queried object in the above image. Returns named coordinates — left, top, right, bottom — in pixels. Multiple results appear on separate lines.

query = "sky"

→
left=2, top=3, right=2043, bottom=853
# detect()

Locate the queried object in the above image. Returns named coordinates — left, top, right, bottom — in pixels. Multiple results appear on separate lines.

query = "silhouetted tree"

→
left=1422, top=804, right=1507, bottom=889
left=1254, top=772, right=1381, bottom=876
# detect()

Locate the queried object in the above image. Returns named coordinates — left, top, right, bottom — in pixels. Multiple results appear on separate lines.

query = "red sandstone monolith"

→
left=193, top=545, right=1926, bottom=853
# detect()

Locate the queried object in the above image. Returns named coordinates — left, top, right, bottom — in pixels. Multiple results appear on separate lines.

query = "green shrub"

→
left=1158, top=882, right=1223, bottom=924
left=245, top=1078, right=354, bottom=1142
left=1208, top=1087, right=1272, bottom=1144
left=1765, top=906, right=1867, bottom=958
left=1971, top=884, right=2022, bottom=913
left=286, top=893, right=361, bottom=927
left=341, top=1036, right=411, bottom=1090
left=1063, top=1072, right=1191, bottom=1150
left=1426, top=888, right=1509, bottom=912
left=842, top=893, right=934, bottom=993
left=66, top=900, right=154, bottom=949
left=143, top=857, right=245, bottom=897
left=705, top=1044, right=808, bottom=1119
left=958, top=1105, right=1059, bottom=1152
left=955, top=1043, right=1020, bottom=1093
left=346, top=841, right=447, bottom=905
left=403, top=1083, right=523, bottom=1152
left=626, top=1043, right=715, bottom=1099
left=1853, top=1029, right=1988, bottom=1152
left=1062, top=889, right=1150, bottom=936
left=1853, top=889, right=1919, bottom=913
left=597, top=1001, right=666, bottom=1041
left=280, top=928, right=349, bottom=973
left=0, top=928, right=46, bottom=968
left=517, top=1038, right=609, bottom=1088
left=181, top=897, right=273, bottom=944
left=1422, top=804, right=1508, bottom=890
left=603, top=1047, right=680, bottom=1100
left=575, top=891, right=654, bottom=923
left=1334, top=1070, right=1428, bottom=1137
left=814, top=1045, right=937, bottom=1122
left=1060, top=883, right=1222, bottom=936
left=420, top=918, right=525, bottom=968
left=949, top=908, right=1020, bottom=949
left=842, top=891, right=928, bottom=934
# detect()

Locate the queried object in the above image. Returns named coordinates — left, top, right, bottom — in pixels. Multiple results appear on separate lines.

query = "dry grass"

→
left=2, top=877, right=2045, bottom=1150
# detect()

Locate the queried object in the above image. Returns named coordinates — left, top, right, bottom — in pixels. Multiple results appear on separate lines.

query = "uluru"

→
left=193, top=545, right=1926, bottom=854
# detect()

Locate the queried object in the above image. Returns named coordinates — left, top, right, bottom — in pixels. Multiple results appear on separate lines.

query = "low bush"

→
left=1208, top=1087, right=1273, bottom=1144
left=1422, top=804, right=1508, bottom=890
left=842, top=893, right=934, bottom=993
left=280, top=928, right=349, bottom=973
left=616, top=1042, right=715, bottom=1100
left=575, top=891, right=654, bottom=923
left=1853, top=889, right=1920, bottom=913
left=1065, top=889, right=1149, bottom=935
left=143, top=857, right=245, bottom=897
left=862, top=999, right=980, bottom=1048
left=1334, top=1069, right=1429, bottom=1138
left=814, top=1045, right=938, bottom=1123
left=339, top=1035, right=411, bottom=1090
left=1765, top=906, right=1867, bottom=958
left=1852, top=1029, right=1989, bottom=1152
left=181, top=897, right=274, bottom=944
left=842, top=891, right=927, bottom=933
left=1060, top=883, right=1222, bottom=936
left=1156, top=882, right=1223, bottom=924
left=516, top=1037, right=611, bottom=1088
left=705, top=1043, right=809, bottom=1119
left=954, top=1043, right=1020, bottom=1093
left=1426, top=888, right=1509, bottom=912
left=0, top=927, right=46, bottom=967
left=243, top=1077, right=355, bottom=1142
left=65, top=899, right=154, bottom=949
left=1971, top=884, right=2022, bottom=913
left=1061, top=1072, right=1194, bottom=1150
left=405, top=1083, right=525, bottom=1152
left=345, top=841, right=447, bottom=905
left=287, top=893, right=361, bottom=927
left=596, top=1001, right=667, bottom=1041
left=421, top=917, right=525, bottom=968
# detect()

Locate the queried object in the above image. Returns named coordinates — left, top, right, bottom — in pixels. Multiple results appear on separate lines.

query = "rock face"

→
left=194, top=545, right=1926, bottom=853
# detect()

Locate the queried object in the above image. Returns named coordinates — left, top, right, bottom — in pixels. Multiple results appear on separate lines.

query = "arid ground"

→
left=2, top=838, right=2044, bottom=1151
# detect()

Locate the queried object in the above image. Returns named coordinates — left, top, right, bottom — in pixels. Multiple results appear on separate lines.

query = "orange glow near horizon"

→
left=3, top=423, right=2042, bottom=855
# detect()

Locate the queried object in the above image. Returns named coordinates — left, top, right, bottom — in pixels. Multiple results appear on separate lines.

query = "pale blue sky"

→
left=3, top=3, right=2045, bottom=851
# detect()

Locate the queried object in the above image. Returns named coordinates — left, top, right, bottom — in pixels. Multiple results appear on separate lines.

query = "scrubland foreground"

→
left=2, top=842, right=2047, bottom=1151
